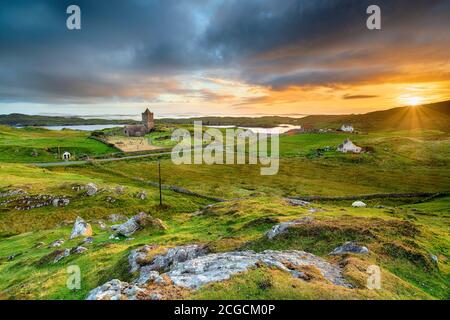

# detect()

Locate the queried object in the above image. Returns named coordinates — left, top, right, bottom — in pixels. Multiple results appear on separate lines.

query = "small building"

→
left=337, top=139, right=362, bottom=153
left=62, top=151, right=71, bottom=160
left=124, top=108, right=155, bottom=137
left=340, top=124, right=354, bottom=133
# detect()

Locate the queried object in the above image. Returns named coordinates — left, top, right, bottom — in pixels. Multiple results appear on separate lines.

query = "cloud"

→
left=0, top=0, right=449, bottom=106
left=343, top=94, right=378, bottom=100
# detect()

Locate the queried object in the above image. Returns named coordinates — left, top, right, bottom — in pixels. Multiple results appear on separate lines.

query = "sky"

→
left=0, top=0, right=450, bottom=117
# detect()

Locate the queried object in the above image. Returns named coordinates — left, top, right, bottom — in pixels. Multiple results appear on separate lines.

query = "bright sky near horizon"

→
left=0, top=0, right=449, bottom=117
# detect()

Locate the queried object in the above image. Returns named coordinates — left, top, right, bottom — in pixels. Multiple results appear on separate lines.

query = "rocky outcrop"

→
left=112, top=213, right=166, bottom=237
left=70, top=217, right=93, bottom=239
left=166, top=250, right=350, bottom=289
left=285, top=198, right=310, bottom=206
left=86, top=279, right=144, bottom=300
left=266, top=217, right=314, bottom=239
left=0, top=189, right=27, bottom=198
left=86, top=183, right=98, bottom=196
left=88, top=246, right=350, bottom=300
left=52, top=198, right=70, bottom=207
left=330, top=242, right=369, bottom=255
left=2, top=194, right=70, bottom=211
left=48, top=239, right=65, bottom=248
left=54, top=249, right=71, bottom=263
left=136, top=191, right=147, bottom=200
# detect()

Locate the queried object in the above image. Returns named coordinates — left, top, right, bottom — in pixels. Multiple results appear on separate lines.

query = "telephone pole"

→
left=158, top=160, right=162, bottom=207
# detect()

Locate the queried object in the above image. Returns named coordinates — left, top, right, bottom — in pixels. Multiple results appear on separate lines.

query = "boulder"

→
left=114, top=213, right=166, bottom=237
left=86, top=183, right=98, bottom=196
left=430, top=254, right=439, bottom=265
left=48, top=239, right=65, bottom=248
left=70, top=217, right=93, bottom=239
left=330, top=242, right=369, bottom=255
left=54, top=249, right=71, bottom=263
left=352, top=201, right=367, bottom=208
left=166, top=250, right=350, bottom=289
left=266, top=217, right=314, bottom=239
left=136, top=191, right=147, bottom=200
left=71, top=246, right=88, bottom=254
left=82, top=237, right=94, bottom=244
left=86, top=279, right=144, bottom=300
left=285, top=198, right=310, bottom=206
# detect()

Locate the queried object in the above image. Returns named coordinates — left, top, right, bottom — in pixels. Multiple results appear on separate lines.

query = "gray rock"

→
left=54, top=249, right=71, bottom=263
left=86, top=183, right=98, bottom=196
left=430, top=254, right=439, bottom=265
left=285, top=198, right=310, bottom=206
left=48, top=239, right=65, bottom=248
left=130, top=244, right=207, bottom=285
left=86, top=279, right=144, bottom=300
left=166, top=250, right=350, bottom=289
left=98, top=221, right=107, bottom=230
left=330, top=242, right=369, bottom=255
left=266, top=217, right=314, bottom=239
left=72, top=246, right=88, bottom=254
left=82, top=237, right=94, bottom=244
left=70, top=217, right=93, bottom=239
left=136, top=191, right=147, bottom=200
left=143, top=244, right=207, bottom=272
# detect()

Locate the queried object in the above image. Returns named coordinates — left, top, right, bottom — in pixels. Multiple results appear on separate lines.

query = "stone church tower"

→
left=142, top=108, right=154, bottom=131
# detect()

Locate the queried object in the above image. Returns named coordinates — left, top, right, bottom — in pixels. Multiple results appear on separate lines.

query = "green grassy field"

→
left=0, top=126, right=117, bottom=163
left=0, top=126, right=448, bottom=300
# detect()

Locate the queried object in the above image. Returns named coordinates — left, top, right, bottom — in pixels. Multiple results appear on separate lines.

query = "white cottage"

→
left=337, top=139, right=362, bottom=153
left=62, top=151, right=71, bottom=160
left=340, top=124, right=354, bottom=133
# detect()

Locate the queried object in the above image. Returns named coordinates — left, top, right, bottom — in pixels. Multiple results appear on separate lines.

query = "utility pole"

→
left=158, top=160, right=162, bottom=207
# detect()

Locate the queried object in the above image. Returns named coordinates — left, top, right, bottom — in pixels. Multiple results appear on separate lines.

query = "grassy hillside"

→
left=0, top=124, right=448, bottom=300
left=0, top=126, right=117, bottom=163
left=297, top=100, right=450, bottom=132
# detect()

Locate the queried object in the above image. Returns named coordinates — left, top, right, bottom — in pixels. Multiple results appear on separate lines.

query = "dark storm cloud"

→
left=0, top=0, right=449, bottom=103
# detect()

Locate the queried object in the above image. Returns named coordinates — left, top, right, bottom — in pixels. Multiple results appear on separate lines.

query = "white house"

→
left=62, top=152, right=71, bottom=161
left=340, top=124, right=354, bottom=133
left=337, top=139, right=362, bottom=153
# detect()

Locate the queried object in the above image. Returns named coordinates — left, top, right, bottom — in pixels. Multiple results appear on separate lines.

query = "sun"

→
left=399, top=95, right=425, bottom=106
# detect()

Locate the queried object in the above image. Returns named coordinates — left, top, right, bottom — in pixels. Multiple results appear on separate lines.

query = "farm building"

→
left=124, top=108, right=155, bottom=137
left=62, top=151, right=71, bottom=160
left=337, top=139, right=362, bottom=153
left=340, top=124, right=354, bottom=132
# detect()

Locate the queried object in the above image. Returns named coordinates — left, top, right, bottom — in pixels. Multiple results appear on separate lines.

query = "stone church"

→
left=124, top=108, right=155, bottom=137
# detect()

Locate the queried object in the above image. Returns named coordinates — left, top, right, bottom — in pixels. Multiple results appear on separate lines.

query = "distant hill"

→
left=297, top=100, right=450, bottom=132
left=1, top=100, right=449, bottom=131
left=0, top=114, right=139, bottom=126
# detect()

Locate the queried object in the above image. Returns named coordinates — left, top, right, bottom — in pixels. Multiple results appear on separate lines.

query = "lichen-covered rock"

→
left=86, top=279, right=144, bottom=300
left=71, top=246, right=88, bottom=254
left=70, top=217, right=93, bottom=239
left=266, top=217, right=314, bottom=239
left=48, top=239, right=65, bottom=248
left=54, top=249, right=71, bottom=263
left=136, top=191, right=147, bottom=200
left=85, top=183, right=98, bottom=196
left=114, top=213, right=166, bottom=237
left=285, top=198, right=310, bottom=206
left=352, top=201, right=367, bottom=208
left=166, top=250, right=350, bottom=289
left=129, top=244, right=207, bottom=286
left=330, top=242, right=369, bottom=255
